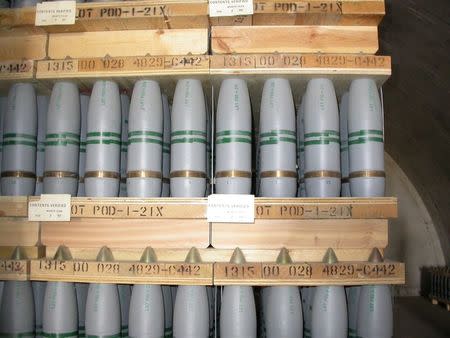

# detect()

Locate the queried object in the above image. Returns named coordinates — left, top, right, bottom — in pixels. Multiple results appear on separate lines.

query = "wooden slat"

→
left=0, top=218, right=39, bottom=247
left=0, top=259, right=29, bottom=281
left=30, top=259, right=213, bottom=285
left=29, top=259, right=404, bottom=286
left=0, top=196, right=28, bottom=217
left=45, top=247, right=382, bottom=263
left=211, top=25, right=379, bottom=54
left=0, top=32, right=47, bottom=61
left=47, top=29, right=208, bottom=59
left=214, top=261, right=405, bottom=285
left=0, top=196, right=398, bottom=219
left=0, top=1, right=209, bottom=32
left=210, top=54, right=391, bottom=76
left=36, top=55, right=209, bottom=80
left=40, top=218, right=210, bottom=248
left=212, top=219, right=388, bottom=249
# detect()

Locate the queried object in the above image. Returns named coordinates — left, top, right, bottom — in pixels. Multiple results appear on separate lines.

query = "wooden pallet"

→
left=0, top=0, right=385, bottom=33
left=0, top=247, right=405, bottom=286
left=0, top=196, right=397, bottom=260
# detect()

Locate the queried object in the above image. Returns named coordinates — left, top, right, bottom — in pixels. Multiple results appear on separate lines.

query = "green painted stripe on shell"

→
left=216, top=136, right=252, bottom=144
left=348, top=137, right=384, bottom=145
left=87, top=132, right=121, bottom=138
left=3, top=133, right=36, bottom=140
left=171, top=137, right=207, bottom=144
left=216, top=130, right=251, bottom=137
left=86, top=139, right=121, bottom=145
left=348, top=129, right=383, bottom=137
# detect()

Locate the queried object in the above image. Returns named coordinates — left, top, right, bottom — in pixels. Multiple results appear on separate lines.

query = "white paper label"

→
left=28, top=194, right=71, bottom=221
left=35, top=1, right=76, bottom=26
left=209, top=0, right=254, bottom=17
left=207, top=194, right=254, bottom=223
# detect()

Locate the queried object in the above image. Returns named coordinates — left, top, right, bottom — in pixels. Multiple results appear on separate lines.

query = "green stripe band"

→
left=128, top=130, right=163, bottom=138
left=216, top=130, right=251, bottom=137
left=46, top=132, right=80, bottom=140
left=127, top=138, right=163, bottom=145
left=3, top=133, right=36, bottom=140
left=260, top=129, right=295, bottom=138
left=86, top=139, right=121, bottom=145
left=171, top=130, right=206, bottom=137
left=42, top=331, right=78, bottom=337
left=348, top=129, right=383, bottom=137
left=45, top=140, right=80, bottom=146
left=87, top=132, right=121, bottom=139
left=216, top=136, right=252, bottom=144
left=260, top=137, right=297, bottom=145
left=171, top=137, right=206, bottom=144
left=304, top=138, right=340, bottom=146
left=304, top=130, right=339, bottom=138
left=3, top=140, right=36, bottom=147
left=348, top=137, right=383, bottom=145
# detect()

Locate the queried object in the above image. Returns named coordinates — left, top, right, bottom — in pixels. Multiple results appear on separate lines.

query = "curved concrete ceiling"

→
left=380, top=0, right=450, bottom=262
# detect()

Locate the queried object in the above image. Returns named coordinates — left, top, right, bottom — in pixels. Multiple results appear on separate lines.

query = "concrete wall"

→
left=384, top=153, right=445, bottom=296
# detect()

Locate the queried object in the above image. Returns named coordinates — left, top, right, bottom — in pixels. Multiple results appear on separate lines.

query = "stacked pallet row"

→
left=0, top=1, right=403, bottom=338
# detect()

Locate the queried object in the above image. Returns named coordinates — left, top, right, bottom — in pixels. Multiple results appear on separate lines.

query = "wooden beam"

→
left=211, top=25, right=379, bottom=54
left=3, top=196, right=397, bottom=219
left=0, top=218, right=39, bottom=247
left=0, top=0, right=209, bottom=32
left=28, top=258, right=404, bottom=286
left=40, top=218, right=210, bottom=249
left=211, top=219, right=388, bottom=249
left=214, top=261, right=404, bottom=285
left=0, top=32, right=47, bottom=61
left=47, top=29, right=208, bottom=59
left=44, top=247, right=382, bottom=263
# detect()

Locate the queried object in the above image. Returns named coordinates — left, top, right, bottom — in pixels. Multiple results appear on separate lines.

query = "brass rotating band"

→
left=215, top=170, right=252, bottom=179
left=36, top=176, right=43, bottom=183
left=44, top=171, right=78, bottom=179
left=1, top=171, right=36, bottom=179
left=341, top=177, right=350, bottom=184
left=304, top=170, right=341, bottom=179
left=79, top=177, right=85, bottom=183
left=85, top=171, right=120, bottom=179
left=127, top=170, right=163, bottom=179
left=162, top=177, right=170, bottom=184
left=350, top=170, right=385, bottom=179
left=170, top=170, right=206, bottom=179
left=260, top=170, right=297, bottom=178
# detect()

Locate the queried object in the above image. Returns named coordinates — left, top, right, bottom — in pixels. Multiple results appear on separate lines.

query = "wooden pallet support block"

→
left=47, top=29, right=209, bottom=59
left=211, top=219, right=388, bottom=249
left=211, top=25, right=379, bottom=54
left=41, top=218, right=210, bottom=249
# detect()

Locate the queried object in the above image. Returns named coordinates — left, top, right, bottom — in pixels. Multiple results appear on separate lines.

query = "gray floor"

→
left=394, top=297, right=450, bottom=337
